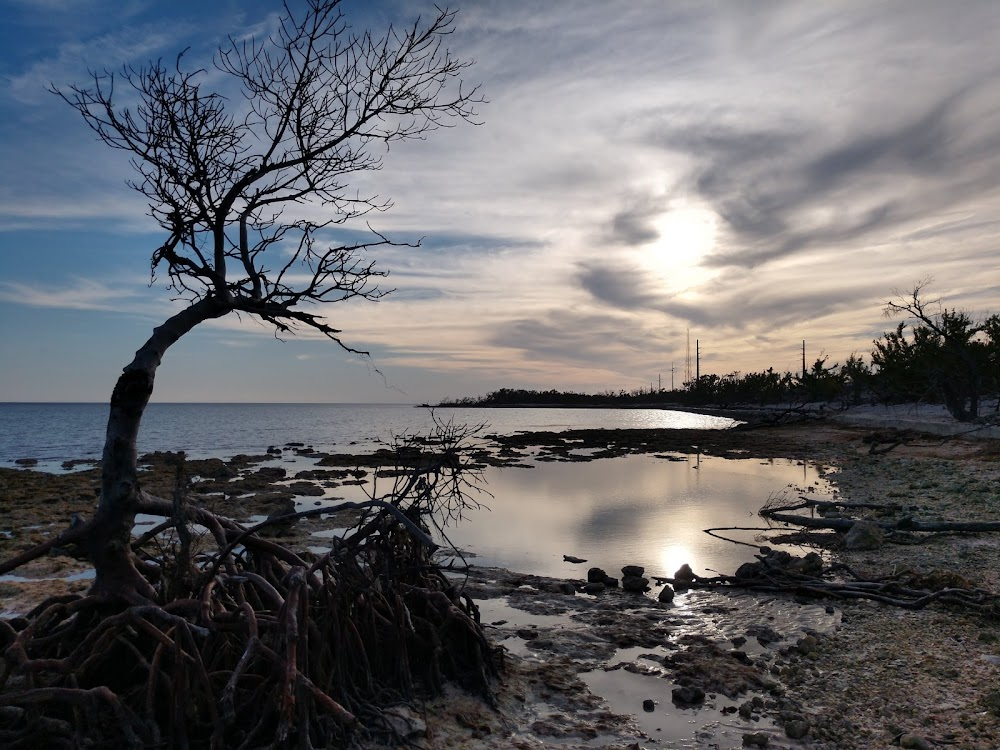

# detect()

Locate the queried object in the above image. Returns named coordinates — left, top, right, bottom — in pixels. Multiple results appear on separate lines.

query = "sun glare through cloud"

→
left=648, top=200, right=720, bottom=290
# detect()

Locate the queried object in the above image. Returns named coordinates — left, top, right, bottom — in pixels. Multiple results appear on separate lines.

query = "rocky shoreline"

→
left=2, top=420, right=1000, bottom=748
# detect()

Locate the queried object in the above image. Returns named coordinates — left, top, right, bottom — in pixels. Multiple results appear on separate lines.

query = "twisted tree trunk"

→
left=87, top=295, right=228, bottom=600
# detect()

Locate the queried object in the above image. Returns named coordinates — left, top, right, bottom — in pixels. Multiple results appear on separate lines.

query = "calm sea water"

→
left=0, top=402, right=826, bottom=582
left=0, top=402, right=735, bottom=468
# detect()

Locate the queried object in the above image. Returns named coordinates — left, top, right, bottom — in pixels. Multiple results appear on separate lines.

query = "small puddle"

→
left=581, top=667, right=756, bottom=748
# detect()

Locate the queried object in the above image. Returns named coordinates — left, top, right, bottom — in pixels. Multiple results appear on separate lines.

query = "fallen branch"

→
left=659, top=549, right=1000, bottom=614
left=761, top=509, right=1000, bottom=534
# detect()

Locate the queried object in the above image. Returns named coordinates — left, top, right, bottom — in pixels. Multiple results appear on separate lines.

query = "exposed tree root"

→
left=0, top=426, right=501, bottom=748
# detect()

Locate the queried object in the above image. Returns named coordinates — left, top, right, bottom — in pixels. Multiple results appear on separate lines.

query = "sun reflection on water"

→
left=446, top=452, right=836, bottom=580
left=658, top=543, right=694, bottom=581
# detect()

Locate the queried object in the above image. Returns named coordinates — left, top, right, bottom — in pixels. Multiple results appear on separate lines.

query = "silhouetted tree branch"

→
left=40, top=0, right=482, bottom=598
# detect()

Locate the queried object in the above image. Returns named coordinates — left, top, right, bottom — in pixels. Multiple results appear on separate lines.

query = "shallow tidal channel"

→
left=310, top=449, right=842, bottom=748
left=445, top=451, right=834, bottom=580
left=443, top=452, right=841, bottom=748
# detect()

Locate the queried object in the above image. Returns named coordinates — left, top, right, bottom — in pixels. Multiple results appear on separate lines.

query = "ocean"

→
left=0, top=402, right=736, bottom=468
left=0, top=402, right=826, bottom=580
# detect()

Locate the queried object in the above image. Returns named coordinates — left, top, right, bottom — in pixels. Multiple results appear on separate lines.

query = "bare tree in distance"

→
left=19, top=1, right=483, bottom=600
left=877, top=279, right=998, bottom=421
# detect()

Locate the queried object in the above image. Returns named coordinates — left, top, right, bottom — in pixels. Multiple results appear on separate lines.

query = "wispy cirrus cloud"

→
left=0, top=278, right=148, bottom=312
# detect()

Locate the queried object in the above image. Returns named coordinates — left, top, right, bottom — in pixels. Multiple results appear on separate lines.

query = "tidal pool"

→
left=441, top=452, right=833, bottom=581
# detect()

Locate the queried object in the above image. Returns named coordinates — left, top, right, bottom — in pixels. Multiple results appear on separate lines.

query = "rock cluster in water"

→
left=584, top=564, right=653, bottom=594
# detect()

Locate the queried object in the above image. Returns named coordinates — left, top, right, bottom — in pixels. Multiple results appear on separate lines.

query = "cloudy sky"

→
left=2, top=0, right=999, bottom=403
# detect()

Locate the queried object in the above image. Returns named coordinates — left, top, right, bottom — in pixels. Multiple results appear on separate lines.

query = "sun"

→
left=644, top=200, right=719, bottom=290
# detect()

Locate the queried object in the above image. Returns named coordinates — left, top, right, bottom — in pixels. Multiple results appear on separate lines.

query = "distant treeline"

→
left=441, top=291, right=1000, bottom=422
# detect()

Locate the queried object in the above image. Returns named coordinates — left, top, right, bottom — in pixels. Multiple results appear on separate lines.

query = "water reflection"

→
left=447, top=453, right=832, bottom=580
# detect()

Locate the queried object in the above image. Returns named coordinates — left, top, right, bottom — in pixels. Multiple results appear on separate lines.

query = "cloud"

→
left=3, top=1, right=1000, bottom=402
left=606, top=199, right=662, bottom=247
left=576, top=259, right=886, bottom=330
left=634, top=45, right=1000, bottom=271
left=0, top=278, right=147, bottom=312
left=576, top=263, right=659, bottom=311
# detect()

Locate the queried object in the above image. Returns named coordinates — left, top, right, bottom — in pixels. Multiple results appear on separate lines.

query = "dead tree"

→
left=0, top=2, right=493, bottom=746
left=17, top=0, right=482, bottom=601
left=877, top=280, right=996, bottom=421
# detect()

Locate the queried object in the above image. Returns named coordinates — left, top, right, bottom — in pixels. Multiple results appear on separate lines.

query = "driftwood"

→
left=763, top=512, right=1000, bottom=534
left=760, top=496, right=1000, bottom=535
left=0, top=425, right=500, bottom=749
left=678, top=489, right=1000, bottom=615
left=658, top=550, right=999, bottom=614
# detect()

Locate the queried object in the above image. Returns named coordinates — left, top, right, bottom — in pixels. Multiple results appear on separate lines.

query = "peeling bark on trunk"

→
left=89, top=296, right=228, bottom=600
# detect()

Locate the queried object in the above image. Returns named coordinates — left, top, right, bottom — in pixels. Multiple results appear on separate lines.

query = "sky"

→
left=1, top=0, right=999, bottom=404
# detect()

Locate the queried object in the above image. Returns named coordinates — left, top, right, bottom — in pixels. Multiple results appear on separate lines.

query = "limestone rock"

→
left=899, top=735, right=932, bottom=750
left=622, top=575, right=649, bottom=592
left=784, top=718, right=810, bottom=739
left=844, top=518, right=884, bottom=550
left=673, top=563, right=696, bottom=588
left=587, top=567, right=607, bottom=583
left=658, top=584, right=675, bottom=602
left=383, top=706, right=426, bottom=740
left=671, top=685, right=705, bottom=705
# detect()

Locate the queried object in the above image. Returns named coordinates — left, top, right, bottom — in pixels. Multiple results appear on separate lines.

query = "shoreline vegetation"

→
left=436, top=290, right=999, bottom=427
left=3, top=414, right=1000, bottom=747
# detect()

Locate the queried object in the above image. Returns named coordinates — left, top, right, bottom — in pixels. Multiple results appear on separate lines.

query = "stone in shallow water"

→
left=621, top=564, right=645, bottom=577
left=587, top=567, right=607, bottom=583
left=671, top=685, right=705, bottom=705
left=658, top=584, right=675, bottom=602
left=673, top=563, right=696, bottom=588
left=622, top=575, right=649, bottom=593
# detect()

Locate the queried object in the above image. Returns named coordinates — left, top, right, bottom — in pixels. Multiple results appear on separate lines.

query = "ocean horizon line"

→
left=0, top=401, right=421, bottom=407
